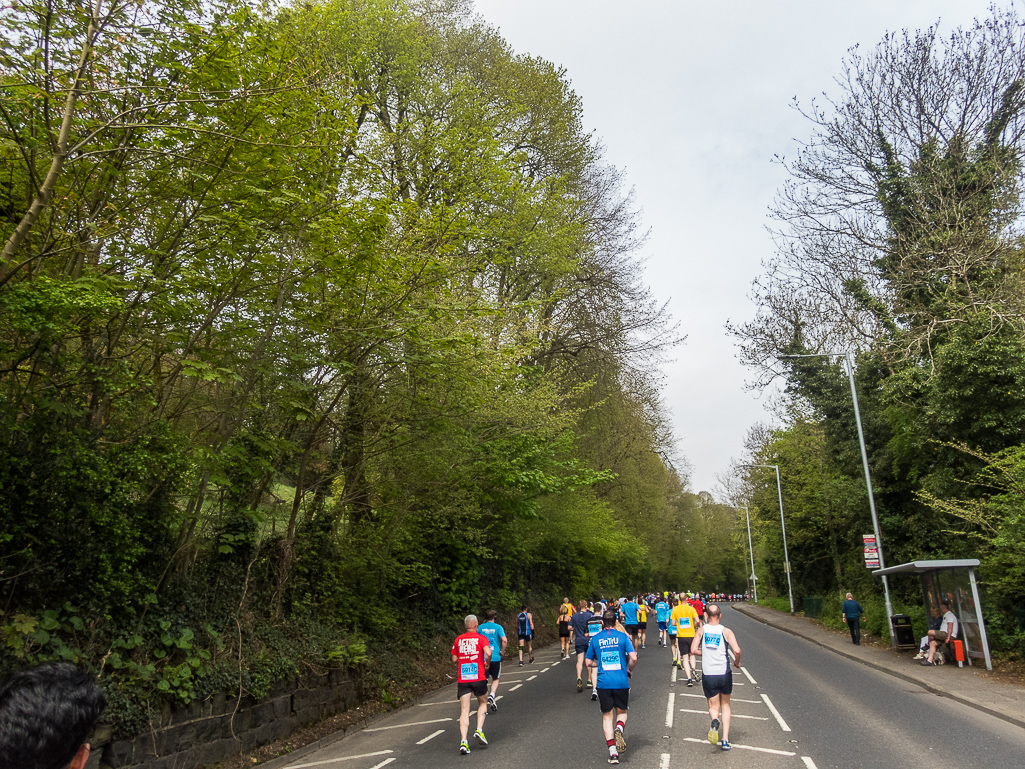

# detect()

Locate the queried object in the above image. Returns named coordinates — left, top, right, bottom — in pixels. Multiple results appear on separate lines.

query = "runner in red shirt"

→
left=451, top=615, right=493, bottom=754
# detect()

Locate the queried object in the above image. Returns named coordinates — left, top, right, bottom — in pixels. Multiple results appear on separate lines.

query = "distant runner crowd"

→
left=451, top=591, right=747, bottom=762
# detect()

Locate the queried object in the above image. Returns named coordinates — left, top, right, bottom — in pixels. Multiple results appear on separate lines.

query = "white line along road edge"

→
left=665, top=692, right=676, bottom=728
left=287, top=750, right=394, bottom=769
left=760, top=694, right=792, bottom=732
left=365, top=718, right=451, bottom=733
left=740, top=666, right=757, bottom=684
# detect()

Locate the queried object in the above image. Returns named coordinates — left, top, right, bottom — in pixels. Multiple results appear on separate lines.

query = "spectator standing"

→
left=841, top=592, right=866, bottom=645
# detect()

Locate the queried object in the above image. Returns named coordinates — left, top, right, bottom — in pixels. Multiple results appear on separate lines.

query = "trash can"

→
left=890, top=614, right=916, bottom=650
left=803, top=596, right=822, bottom=618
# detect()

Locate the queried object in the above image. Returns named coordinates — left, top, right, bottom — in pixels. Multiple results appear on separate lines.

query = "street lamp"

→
left=737, top=506, right=758, bottom=604
left=743, top=464, right=793, bottom=614
left=779, top=351, right=895, bottom=643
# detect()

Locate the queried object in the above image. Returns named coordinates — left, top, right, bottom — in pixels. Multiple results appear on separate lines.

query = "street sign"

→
left=863, top=533, right=878, bottom=567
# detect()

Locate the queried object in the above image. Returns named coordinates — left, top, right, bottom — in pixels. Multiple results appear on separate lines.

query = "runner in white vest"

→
left=690, top=604, right=742, bottom=751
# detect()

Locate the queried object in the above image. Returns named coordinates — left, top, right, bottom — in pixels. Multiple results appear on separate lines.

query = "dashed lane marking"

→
left=416, top=730, right=444, bottom=745
left=509, top=684, right=522, bottom=691
left=659, top=753, right=671, bottom=769
left=541, top=667, right=550, bottom=673
left=801, top=757, right=819, bottom=769
left=680, top=737, right=796, bottom=756
left=677, top=708, right=768, bottom=721
left=417, top=696, right=502, bottom=707
left=287, top=750, right=394, bottom=768
left=526, top=675, right=537, bottom=681
left=760, top=694, right=792, bottom=732
left=671, top=667, right=678, bottom=683
left=665, top=692, right=675, bottom=728
left=740, top=666, right=757, bottom=684
left=365, top=719, right=451, bottom=733
left=369, top=760, right=395, bottom=769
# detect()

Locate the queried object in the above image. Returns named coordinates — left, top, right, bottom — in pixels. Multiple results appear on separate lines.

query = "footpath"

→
left=732, top=602, right=1025, bottom=730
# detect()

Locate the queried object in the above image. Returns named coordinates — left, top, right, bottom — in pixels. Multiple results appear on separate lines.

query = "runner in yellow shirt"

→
left=670, top=598, right=702, bottom=686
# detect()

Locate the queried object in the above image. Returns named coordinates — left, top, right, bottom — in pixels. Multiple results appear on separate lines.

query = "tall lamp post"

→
left=738, top=506, right=758, bottom=603
left=779, top=351, right=895, bottom=644
left=743, top=464, right=793, bottom=614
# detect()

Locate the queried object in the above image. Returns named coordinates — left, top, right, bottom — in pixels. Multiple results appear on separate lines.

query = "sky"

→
left=471, top=0, right=1009, bottom=494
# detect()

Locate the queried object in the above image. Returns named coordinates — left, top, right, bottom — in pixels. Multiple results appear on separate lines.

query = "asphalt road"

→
left=274, top=605, right=1025, bottom=769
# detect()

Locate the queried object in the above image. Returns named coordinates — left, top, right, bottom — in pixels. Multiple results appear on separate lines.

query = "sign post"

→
left=863, top=534, right=879, bottom=569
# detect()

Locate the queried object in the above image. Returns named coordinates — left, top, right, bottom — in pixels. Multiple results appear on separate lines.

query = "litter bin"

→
left=803, top=596, right=823, bottom=618
left=890, top=614, right=916, bottom=650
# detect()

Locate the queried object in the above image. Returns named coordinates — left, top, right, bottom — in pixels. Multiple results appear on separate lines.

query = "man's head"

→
left=0, top=662, right=105, bottom=769
left=564, top=597, right=569, bottom=604
left=846, top=592, right=853, bottom=600
left=706, top=604, right=721, bottom=623
left=602, top=610, right=617, bottom=628
left=464, top=614, right=478, bottom=630
left=941, top=602, right=951, bottom=613
left=485, top=610, right=497, bottom=622
left=580, top=600, right=590, bottom=611
left=521, top=605, right=528, bottom=612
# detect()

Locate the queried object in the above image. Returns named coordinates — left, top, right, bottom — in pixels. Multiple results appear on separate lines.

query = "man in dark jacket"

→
left=842, top=592, right=865, bottom=645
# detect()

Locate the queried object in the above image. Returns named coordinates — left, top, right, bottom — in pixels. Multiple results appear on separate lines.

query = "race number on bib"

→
left=680, top=617, right=691, bottom=629
left=461, top=662, right=479, bottom=680
left=600, top=650, right=621, bottom=671
left=588, top=620, right=602, bottom=635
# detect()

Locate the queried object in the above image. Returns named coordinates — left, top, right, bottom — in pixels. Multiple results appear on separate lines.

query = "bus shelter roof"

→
left=873, top=559, right=980, bottom=576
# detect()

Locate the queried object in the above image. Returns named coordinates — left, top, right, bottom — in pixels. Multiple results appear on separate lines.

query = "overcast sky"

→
left=471, top=0, right=1008, bottom=493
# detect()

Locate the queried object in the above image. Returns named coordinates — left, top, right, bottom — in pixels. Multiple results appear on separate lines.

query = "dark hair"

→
left=602, top=610, right=617, bottom=627
left=485, top=609, right=497, bottom=621
left=0, top=662, right=105, bottom=769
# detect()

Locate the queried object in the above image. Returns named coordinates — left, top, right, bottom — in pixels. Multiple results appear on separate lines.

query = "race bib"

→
left=600, top=650, right=621, bottom=671
left=588, top=620, right=602, bottom=635
left=461, top=662, right=478, bottom=679
left=680, top=617, right=691, bottom=629
left=704, top=632, right=721, bottom=647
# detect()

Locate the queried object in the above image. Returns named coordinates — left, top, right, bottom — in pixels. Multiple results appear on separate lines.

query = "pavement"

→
left=732, top=601, right=1025, bottom=730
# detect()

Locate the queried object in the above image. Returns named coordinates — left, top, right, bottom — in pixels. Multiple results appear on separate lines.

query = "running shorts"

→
left=487, top=660, right=501, bottom=680
left=701, top=672, right=733, bottom=699
left=575, top=642, right=589, bottom=655
left=558, top=621, right=570, bottom=638
left=596, top=688, right=630, bottom=714
left=625, top=624, right=639, bottom=636
left=677, top=636, right=695, bottom=653
left=458, top=680, right=488, bottom=698
left=518, top=633, right=531, bottom=641
left=638, top=621, right=647, bottom=629
left=657, top=621, right=667, bottom=631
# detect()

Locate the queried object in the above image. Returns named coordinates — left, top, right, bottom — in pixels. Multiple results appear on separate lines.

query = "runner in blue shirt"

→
left=655, top=598, right=670, bottom=647
left=477, top=610, right=508, bottom=712
left=620, top=597, right=640, bottom=648
left=586, top=611, right=637, bottom=765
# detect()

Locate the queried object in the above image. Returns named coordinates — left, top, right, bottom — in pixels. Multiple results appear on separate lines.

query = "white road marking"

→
left=526, top=675, right=537, bottom=681
left=659, top=753, right=671, bottom=769
left=801, top=758, right=819, bottom=769
left=552, top=661, right=560, bottom=666
left=368, top=760, right=395, bottom=769
left=680, top=737, right=796, bottom=756
left=665, top=692, right=676, bottom=728
left=509, top=684, right=522, bottom=691
left=287, top=750, right=394, bottom=768
left=365, top=719, right=451, bottom=733
left=740, top=666, right=757, bottom=684
left=416, top=730, right=444, bottom=745
left=677, top=708, right=768, bottom=721
left=541, top=667, right=550, bottom=673
left=677, top=692, right=761, bottom=704
left=761, top=694, right=792, bottom=732
left=671, top=667, right=678, bottom=683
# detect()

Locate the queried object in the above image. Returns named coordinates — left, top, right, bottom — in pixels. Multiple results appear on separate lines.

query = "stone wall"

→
left=87, top=670, right=359, bottom=769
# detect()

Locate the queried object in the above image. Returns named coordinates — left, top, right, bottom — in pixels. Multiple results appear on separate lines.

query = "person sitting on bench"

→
left=920, top=603, right=958, bottom=666
left=914, top=606, right=943, bottom=660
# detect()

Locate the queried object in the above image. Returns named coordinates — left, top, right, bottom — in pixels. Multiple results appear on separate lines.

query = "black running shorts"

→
left=487, top=660, right=501, bottom=680
left=457, top=680, right=488, bottom=698
left=625, top=624, right=639, bottom=636
left=518, top=633, right=531, bottom=641
left=677, top=636, right=695, bottom=654
left=597, top=688, right=629, bottom=713
left=638, top=621, right=647, bottom=629
left=701, top=672, right=733, bottom=699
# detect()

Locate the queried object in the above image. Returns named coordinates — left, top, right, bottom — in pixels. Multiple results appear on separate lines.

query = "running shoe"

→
left=721, top=739, right=731, bottom=751
left=460, top=741, right=470, bottom=755
left=474, top=729, right=488, bottom=747
left=591, top=690, right=599, bottom=702
left=686, top=678, right=694, bottom=687
left=608, top=751, right=620, bottom=765
left=518, top=661, right=524, bottom=666
left=529, top=655, right=535, bottom=664
left=614, top=726, right=626, bottom=752
left=708, top=718, right=720, bottom=745
left=488, top=695, right=497, bottom=713
left=577, top=677, right=583, bottom=692
left=641, top=644, right=646, bottom=649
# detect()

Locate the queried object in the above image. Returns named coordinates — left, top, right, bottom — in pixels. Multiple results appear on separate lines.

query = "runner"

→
left=690, top=592, right=705, bottom=623
left=637, top=599, right=648, bottom=649
left=670, top=594, right=701, bottom=685
left=451, top=614, right=493, bottom=755
left=690, top=604, right=741, bottom=751
left=477, top=610, right=507, bottom=712
left=620, top=595, right=640, bottom=648
left=585, top=610, right=637, bottom=765
left=655, top=595, right=670, bottom=647
left=666, top=596, right=679, bottom=667
left=558, top=604, right=572, bottom=659
left=517, top=605, right=535, bottom=666
left=569, top=600, right=597, bottom=692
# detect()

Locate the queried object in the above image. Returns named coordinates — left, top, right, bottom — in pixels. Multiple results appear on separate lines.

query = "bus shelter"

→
left=873, top=559, right=992, bottom=670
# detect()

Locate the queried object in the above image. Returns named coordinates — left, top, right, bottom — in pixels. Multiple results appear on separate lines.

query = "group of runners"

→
left=451, top=592, right=743, bottom=762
